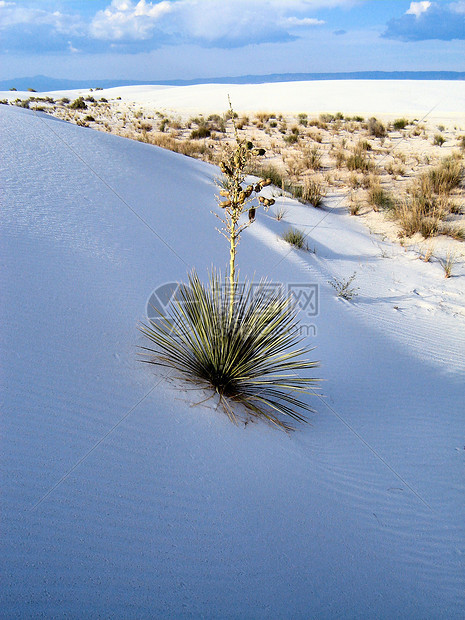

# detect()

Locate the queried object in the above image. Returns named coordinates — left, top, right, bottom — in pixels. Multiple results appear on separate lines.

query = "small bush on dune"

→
left=69, top=97, right=87, bottom=110
left=393, top=118, right=409, bottom=130
left=347, top=144, right=373, bottom=172
left=191, top=125, right=211, bottom=139
left=433, top=134, right=446, bottom=147
left=329, top=273, right=359, bottom=300
left=367, top=117, right=386, bottom=138
left=283, top=228, right=308, bottom=250
left=368, top=182, right=393, bottom=211
left=425, top=156, right=462, bottom=194
left=253, top=163, right=284, bottom=189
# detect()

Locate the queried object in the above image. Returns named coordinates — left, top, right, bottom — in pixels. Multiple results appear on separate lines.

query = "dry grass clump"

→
left=367, top=117, right=386, bottom=138
left=300, top=178, right=326, bottom=207
left=283, top=228, right=308, bottom=250
left=393, top=118, right=409, bottom=130
left=301, top=145, right=322, bottom=171
left=367, top=179, right=393, bottom=211
left=433, top=134, right=446, bottom=147
left=440, top=251, right=457, bottom=278
left=425, top=156, right=462, bottom=194
left=346, top=142, right=373, bottom=172
left=148, top=133, right=207, bottom=158
left=391, top=157, right=463, bottom=238
left=253, top=164, right=285, bottom=189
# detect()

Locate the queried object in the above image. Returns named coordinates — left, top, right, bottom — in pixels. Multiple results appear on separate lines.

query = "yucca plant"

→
left=140, top=100, right=319, bottom=429
left=141, top=271, right=318, bottom=430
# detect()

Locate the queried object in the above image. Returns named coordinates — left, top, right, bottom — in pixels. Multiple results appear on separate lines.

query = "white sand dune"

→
left=3, top=79, right=465, bottom=122
left=48, top=79, right=465, bottom=122
left=1, top=103, right=465, bottom=617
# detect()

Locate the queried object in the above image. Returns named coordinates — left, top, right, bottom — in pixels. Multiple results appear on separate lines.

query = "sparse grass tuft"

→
left=329, top=272, right=359, bottom=300
left=274, top=206, right=288, bottom=221
left=439, top=251, right=457, bottom=278
left=283, top=228, right=308, bottom=250
left=300, top=178, right=326, bottom=207
left=368, top=182, right=393, bottom=211
left=433, top=134, right=446, bottom=147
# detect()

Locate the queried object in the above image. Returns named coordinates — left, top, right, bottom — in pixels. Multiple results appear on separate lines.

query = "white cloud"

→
left=450, top=1, right=465, bottom=13
left=0, top=0, right=83, bottom=34
left=406, top=2, right=432, bottom=18
left=88, top=0, right=345, bottom=44
left=89, top=0, right=172, bottom=41
left=0, top=0, right=356, bottom=53
left=285, top=17, right=325, bottom=27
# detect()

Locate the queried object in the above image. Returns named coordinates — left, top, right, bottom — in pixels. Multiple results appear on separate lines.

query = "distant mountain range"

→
left=1, top=71, right=464, bottom=92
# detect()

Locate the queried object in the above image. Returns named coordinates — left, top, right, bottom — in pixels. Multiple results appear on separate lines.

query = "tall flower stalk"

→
left=214, top=98, right=274, bottom=315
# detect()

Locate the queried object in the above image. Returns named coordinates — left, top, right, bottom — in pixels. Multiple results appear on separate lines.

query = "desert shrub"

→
left=393, top=189, right=443, bottom=238
left=347, top=145, right=372, bottom=172
left=84, top=115, right=95, bottom=122
left=458, top=136, right=465, bottom=151
left=253, top=164, right=284, bottom=189
left=433, top=134, right=446, bottom=147
left=393, top=118, right=409, bottom=130
left=60, top=97, right=70, bottom=104
left=191, top=125, right=211, bottom=139
left=367, top=117, right=386, bottom=138
left=283, top=228, right=308, bottom=250
left=309, top=130, right=323, bottom=143
left=334, top=149, right=346, bottom=168
left=357, top=139, right=372, bottom=151
left=298, top=113, right=308, bottom=126
left=302, top=146, right=322, bottom=171
left=348, top=197, right=361, bottom=216
left=69, top=97, right=87, bottom=110
left=284, top=133, right=299, bottom=145
left=439, top=223, right=465, bottom=240
left=368, top=183, right=393, bottom=211
left=329, top=273, right=359, bottom=300
left=425, top=157, right=462, bottom=194
left=309, top=119, right=325, bottom=129
left=99, top=97, right=108, bottom=103
left=159, top=118, right=170, bottom=132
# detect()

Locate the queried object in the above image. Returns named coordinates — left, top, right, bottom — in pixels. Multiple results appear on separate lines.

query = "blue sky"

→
left=1, top=1, right=464, bottom=79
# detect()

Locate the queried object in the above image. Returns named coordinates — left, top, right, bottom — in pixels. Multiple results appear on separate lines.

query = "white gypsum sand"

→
left=1, top=91, right=465, bottom=617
